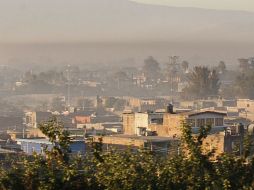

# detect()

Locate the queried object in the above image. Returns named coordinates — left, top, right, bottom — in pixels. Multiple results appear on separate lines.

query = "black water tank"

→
left=166, top=104, right=174, bottom=114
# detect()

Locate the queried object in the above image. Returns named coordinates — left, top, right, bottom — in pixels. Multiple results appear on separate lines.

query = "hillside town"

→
left=0, top=56, right=253, bottom=158
left=2, top=0, right=254, bottom=188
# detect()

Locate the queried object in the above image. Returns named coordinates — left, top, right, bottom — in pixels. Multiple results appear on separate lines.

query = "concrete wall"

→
left=124, top=112, right=164, bottom=135
left=128, top=98, right=141, bottom=108
left=94, top=136, right=145, bottom=147
left=148, top=114, right=185, bottom=137
left=123, top=113, right=135, bottom=135
left=93, top=136, right=179, bottom=156
left=163, top=113, right=186, bottom=137
left=224, top=134, right=244, bottom=154
left=237, top=99, right=254, bottom=112
left=134, top=113, right=148, bottom=129
left=148, top=113, right=225, bottom=138
left=27, top=128, right=47, bottom=138
left=25, top=112, right=36, bottom=128
left=203, top=132, right=225, bottom=155
left=124, top=111, right=226, bottom=138
left=237, top=99, right=254, bottom=121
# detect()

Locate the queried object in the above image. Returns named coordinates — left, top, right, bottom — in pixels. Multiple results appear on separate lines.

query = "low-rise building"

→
left=122, top=104, right=246, bottom=155
left=73, top=115, right=91, bottom=128
left=123, top=104, right=226, bottom=137
left=93, top=134, right=180, bottom=155
left=25, top=111, right=52, bottom=128
left=16, top=138, right=86, bottom=155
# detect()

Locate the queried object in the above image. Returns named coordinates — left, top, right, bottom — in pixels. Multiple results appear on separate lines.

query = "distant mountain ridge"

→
left=1, top=0, right=254, bottom=43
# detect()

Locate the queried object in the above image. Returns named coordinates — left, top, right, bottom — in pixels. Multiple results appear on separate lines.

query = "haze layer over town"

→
left=0, top=0, right=254, bottom=189
left=1, top=0, right=254, bottom=69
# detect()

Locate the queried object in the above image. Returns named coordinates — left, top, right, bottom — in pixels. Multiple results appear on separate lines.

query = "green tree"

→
left=183, top=66, right=220, bottom=99
left=38, top=117, right=71, bottom=162
left=104, top=97, right=117, bottom=108
left=181, top=61, right=189, bottom=73
left=143, top=56, right=161, bottom=81
left=1, top=118, right=254, bottom=189
left=95, top=150, right=158, bottom=190
left=113, top=99, right=126, bottom=111
left=113, top=71, right=130, bottom=89
left=0, top=117, right=95, bottom=190
left=235, top=72, right=254, bottom=99
left=218, top=61, right=226, bottom=74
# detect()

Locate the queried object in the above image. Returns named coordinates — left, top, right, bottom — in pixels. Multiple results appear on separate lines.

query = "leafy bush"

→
left=0, top=118, right=254, bottom=190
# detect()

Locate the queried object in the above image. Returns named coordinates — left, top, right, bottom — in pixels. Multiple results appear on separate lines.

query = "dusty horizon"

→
left=1, top=0, right=254, bottom=43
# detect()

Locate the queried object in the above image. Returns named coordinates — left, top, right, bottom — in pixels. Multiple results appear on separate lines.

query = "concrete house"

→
left=16, top=138, right=86, bottom=155
left=25, top=111, right=52, bottom=128
left=123, top=105, right=226, bottom=138
left=93, top=135, right=180, bottom=155
left=123, top=104, right=245, bottom=155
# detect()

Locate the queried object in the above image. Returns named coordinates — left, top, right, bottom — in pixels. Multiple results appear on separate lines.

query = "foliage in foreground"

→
left=0, top=118, right=254, bottom=190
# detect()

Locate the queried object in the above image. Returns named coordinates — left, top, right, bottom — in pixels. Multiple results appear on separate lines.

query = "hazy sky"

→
left=133, top=0, right=254, bottom=11
left=0, top=0, right=253, bottom=43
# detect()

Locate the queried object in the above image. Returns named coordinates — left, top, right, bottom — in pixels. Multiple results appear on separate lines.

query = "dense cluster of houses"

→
left=0, top=96, right=253, bottom=157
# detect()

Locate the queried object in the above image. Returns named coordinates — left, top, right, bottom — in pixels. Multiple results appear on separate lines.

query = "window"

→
left=151, top=118, right=163, bottom=124
left=206, top=118, right=214, bottom=126
left=197, top=119, right=205, bottom=127
left=215, top=118, right=223, bottom=126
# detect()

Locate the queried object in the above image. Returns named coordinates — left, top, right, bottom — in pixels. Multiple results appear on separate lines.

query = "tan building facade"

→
left=93, top=135, right=180, bottom=155
left=123, top=110, right=226, bottom=138
left=122, top=112, right=135, bottom=135
left=25, top=111, right=52, bottom=128
left=122, top=109, right=243, bottom=156
left=237, top=99, right=254, bottom=121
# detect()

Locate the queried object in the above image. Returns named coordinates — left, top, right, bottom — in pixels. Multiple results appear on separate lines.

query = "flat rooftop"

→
left=100, top=134, right=177, bottom=142
left=16, top=138, right=84, bottom=144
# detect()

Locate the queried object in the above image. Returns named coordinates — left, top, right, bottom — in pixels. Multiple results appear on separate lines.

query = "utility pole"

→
left=66, top=64, right=71, bottom=108
left=81, top=90, right=85, bottom=111
left=168, top=56, right=179, bottom=103
left=22, top=116, right=26, bottom=139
